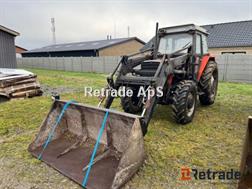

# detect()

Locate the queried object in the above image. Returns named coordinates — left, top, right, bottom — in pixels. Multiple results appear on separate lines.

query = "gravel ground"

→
left=40, top=84, right=81, bottom=96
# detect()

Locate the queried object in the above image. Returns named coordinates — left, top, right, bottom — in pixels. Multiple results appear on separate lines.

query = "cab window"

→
left=202, top=35, right=208, bottom=54
left=196, top=34, right=202, bottom=55
left=158, top=33, right=192, bottom=54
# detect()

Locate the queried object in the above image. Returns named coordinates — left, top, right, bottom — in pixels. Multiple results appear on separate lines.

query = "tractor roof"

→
left=159, top=24, right=208, bottom=35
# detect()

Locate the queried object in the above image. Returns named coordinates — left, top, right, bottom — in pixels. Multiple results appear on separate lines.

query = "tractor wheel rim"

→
left=187, top=92, right=195, bottom=117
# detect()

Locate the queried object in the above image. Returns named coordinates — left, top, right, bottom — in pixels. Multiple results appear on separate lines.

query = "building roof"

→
left=0, top=25, right=19, bottom=36
left=141, top=20, right=252, bottom=51
left=202, top=20, right=252, bottom=48
left=140, top=37, right=155, bottom=52
left=23, top=37, right=145, bottom=54
left=16, top=45, right=27, bottom=51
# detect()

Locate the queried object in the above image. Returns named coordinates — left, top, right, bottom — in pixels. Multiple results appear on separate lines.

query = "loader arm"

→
left=137, top=52, right=189, bottom=133
left=139, top=55, right=172, bottom=134
left=104, top=53, right=180, bottom=135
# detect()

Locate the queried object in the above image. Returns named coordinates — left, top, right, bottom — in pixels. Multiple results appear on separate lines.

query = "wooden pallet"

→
left=0, top=74, right=42, bottom=99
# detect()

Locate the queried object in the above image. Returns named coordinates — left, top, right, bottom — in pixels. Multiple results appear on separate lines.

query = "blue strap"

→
left=82, top=110, right=109, bottom=188
left=38, top=100, right=76, bottom=160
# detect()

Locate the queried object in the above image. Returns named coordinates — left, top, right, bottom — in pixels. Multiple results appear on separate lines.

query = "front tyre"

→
left=121, top=87, right=143, bottom=114
left=172, top=80, right=197, bottom=124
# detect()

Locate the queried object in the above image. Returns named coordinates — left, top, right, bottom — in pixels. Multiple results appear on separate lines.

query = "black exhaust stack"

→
left=153, top=22, right=159, bottom=59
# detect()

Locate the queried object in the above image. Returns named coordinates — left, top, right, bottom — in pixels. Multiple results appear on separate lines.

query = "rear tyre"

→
left=121, top=87, right=143, bottom=114
left=199, top=61, right=218, bottom=105
left=172, top=80, right=197, bottom=124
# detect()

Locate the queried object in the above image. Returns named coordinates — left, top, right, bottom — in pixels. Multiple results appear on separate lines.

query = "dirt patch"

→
left=0, top=157, right=81, bottom=189
left=40, top=84, right=81, bottom=96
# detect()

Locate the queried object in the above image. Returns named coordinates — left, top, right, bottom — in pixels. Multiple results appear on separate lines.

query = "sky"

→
left=0, top=0, right=251, bottom=50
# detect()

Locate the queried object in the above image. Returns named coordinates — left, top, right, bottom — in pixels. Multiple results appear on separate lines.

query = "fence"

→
left=215, top=55, right=252, bottom=83
left=17, top=56, right=120, bottom=74
left=17, top=55, right=252, bottom=83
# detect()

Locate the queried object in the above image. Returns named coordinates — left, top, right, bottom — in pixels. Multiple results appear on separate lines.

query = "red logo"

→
left=180, top=167, right=191, bottom=180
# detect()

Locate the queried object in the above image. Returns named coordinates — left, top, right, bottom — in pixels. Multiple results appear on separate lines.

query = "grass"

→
left=31, top=68, right=106, bottom=90
left=0, top=68, right=252, bottom=188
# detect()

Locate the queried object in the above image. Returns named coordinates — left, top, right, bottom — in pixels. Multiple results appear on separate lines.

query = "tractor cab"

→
left=155, top=24, right=209, bottom=58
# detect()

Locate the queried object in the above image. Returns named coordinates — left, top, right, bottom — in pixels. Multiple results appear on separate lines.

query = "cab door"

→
left=193, top=33, right=203, bottom=79
left=194, top=33, right=209, bottom=80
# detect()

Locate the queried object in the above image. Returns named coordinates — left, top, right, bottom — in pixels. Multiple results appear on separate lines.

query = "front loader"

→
left=29, top=23, right=218, bottom=189
left=239, top=116, right=252, bottom=189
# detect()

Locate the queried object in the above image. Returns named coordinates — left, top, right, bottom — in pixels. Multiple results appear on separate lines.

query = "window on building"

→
left=221, top=51, right=246, bottom=55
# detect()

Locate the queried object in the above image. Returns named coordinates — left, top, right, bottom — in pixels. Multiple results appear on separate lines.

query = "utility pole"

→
left=51, top=18, right=56, bottom=44
left=127, top=26, right=130, bottom=38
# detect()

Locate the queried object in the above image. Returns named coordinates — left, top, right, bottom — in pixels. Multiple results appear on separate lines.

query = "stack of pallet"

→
left=0, top=69, right=43, bottom=99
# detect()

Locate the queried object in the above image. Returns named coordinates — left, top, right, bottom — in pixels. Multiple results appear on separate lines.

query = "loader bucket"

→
left=28, top=100, right=145, bottom=189
left=238, top=116, right=252, bottom=189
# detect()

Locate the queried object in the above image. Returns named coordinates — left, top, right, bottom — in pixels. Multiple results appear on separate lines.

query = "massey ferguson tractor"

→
left=29, top=23, right=218, bottom=189
left=104, top=23, right=218, bottom=135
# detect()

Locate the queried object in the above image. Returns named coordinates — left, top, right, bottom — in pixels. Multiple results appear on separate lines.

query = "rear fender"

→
left=197, top=55, right=215, bottom=81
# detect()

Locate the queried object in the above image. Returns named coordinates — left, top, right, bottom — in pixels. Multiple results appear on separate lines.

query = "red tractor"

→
left=105, top=23, right=219, bottom=134
left=29, top=23, right=219, bottom=189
